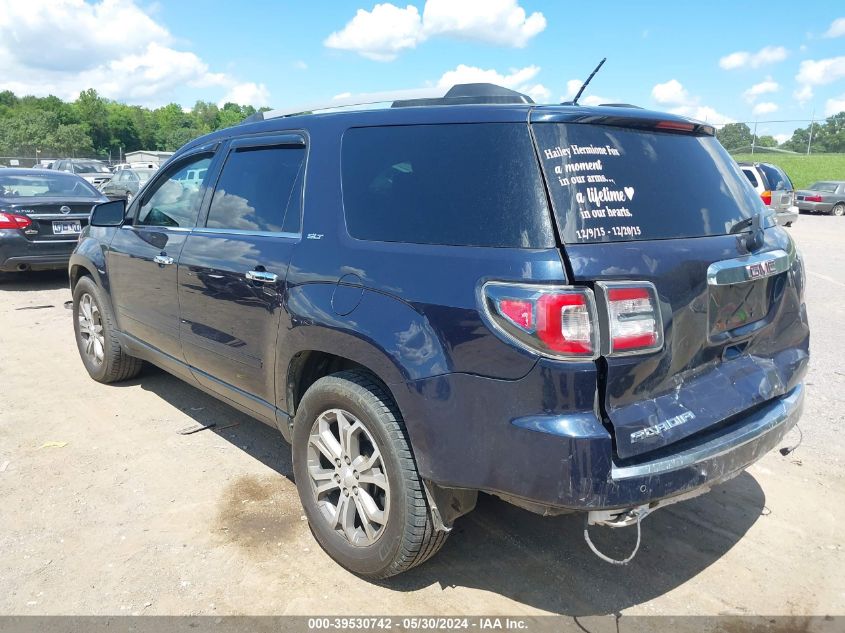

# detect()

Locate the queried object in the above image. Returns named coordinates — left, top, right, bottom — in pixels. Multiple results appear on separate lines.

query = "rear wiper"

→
left=729, top=211, right=766, bottom=251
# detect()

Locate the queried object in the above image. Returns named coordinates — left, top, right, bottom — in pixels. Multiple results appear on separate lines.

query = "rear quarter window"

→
left=532, top=123, right=763, bottom=243
left=341, top=123, right=554, bottom=248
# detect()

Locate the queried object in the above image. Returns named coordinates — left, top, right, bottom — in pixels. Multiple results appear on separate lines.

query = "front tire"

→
left=72, top=276, right=142, bottom=383
left=292, top=370, right=447, bottom=578
left=832, top=203, right=844, bottom=217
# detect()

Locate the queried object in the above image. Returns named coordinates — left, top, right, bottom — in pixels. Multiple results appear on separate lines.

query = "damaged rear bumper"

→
left=397, top=363, right=803, bottom=513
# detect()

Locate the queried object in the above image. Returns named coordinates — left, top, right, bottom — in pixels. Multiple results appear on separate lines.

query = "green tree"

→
left=716, top=123, right=753, bottom=152
left=756, top=135, right=777, bottom=148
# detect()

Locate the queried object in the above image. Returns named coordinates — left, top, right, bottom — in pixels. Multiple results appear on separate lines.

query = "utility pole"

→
left=751, top=121, right=758, bottom=155
left=807, top=108, right=815, bottom=155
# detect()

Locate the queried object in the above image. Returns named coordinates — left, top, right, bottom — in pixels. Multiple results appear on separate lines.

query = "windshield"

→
left=136, top=169, right=155, bottom=182
left=0, top=174, right=101, bottom=198
left=532, top=123, right=764, bottom=243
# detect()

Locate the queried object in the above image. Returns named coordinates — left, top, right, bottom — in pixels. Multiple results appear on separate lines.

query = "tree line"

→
left=0, top=88, right=267, bottom=160
left=717, top=112, right=845, bottom=154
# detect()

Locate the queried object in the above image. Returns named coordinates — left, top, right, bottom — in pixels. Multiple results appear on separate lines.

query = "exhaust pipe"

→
left=16, top=264, right=29, bottom=272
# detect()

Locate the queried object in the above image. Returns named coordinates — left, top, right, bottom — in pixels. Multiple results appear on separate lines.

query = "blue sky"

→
left=1, top=1, right=844, bottom=140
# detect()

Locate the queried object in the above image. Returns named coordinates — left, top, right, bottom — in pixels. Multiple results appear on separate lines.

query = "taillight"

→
left=0, top=212, right=32, bottom=230
left=761, top=190, right=772, bottom=206
left=482, top=283, right=599, bottom=360
left=482, top=281, right=664, bottom=360
left=805, top=195, right=823, bottom=202
left=595, top=282, right=663, bottom=356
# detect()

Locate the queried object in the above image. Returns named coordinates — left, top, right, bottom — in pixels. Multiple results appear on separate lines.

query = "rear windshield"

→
left=758, top=163, right=792, bottom=191
left=0, top=174, right=101, bottom=198
left=341, top=123, right=555, bottom=248
left=532, top=123, right=763, bottom=243
left=809, top=182, right=839, bottom=193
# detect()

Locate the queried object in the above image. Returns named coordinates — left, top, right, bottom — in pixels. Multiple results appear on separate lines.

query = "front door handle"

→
left=153, top=255, right=174, bottom=266
left=245, top=270, right=278, bottom=283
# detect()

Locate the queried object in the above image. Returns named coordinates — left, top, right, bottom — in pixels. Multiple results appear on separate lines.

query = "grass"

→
left=731, top=152, right=845, bottom=190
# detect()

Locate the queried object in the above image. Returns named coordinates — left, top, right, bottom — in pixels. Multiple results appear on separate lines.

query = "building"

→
left=124, top=150, right=174, bottom=166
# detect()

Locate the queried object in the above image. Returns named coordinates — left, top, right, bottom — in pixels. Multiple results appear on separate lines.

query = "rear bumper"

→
left=797, top=201, right=833, bottom=213
left=397, top=363, right=804, bottom=512
left=0, top=230, right=77, bottom=271
left=775, top=209, right=798, bottom=225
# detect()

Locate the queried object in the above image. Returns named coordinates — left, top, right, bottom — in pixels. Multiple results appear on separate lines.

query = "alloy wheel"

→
left=306, top=408, right=390, bottom=546
left=78, top=293, right=105, bottom=365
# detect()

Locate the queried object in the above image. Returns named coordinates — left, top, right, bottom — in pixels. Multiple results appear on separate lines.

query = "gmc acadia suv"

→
left=70, top=84, right=808, bottom=578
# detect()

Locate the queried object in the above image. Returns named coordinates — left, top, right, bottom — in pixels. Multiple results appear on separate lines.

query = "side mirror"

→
left=90, top=200, right=126, bottom=227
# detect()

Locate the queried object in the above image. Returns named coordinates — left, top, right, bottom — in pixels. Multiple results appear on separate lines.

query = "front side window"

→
left=341, top=123, right=554, bottom=248
left=136, top=155, right=212, bottom=228
left=205, top=145, right=305, bottom=233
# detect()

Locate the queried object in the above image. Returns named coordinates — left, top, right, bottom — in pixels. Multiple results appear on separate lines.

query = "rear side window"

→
left=742, top=168, right=759, bottom=188
left=533, top=123, right=763, bottom=243
left=341, top=124, right=554, bottom=248
left=206, top=145, right=305, bottom=233
left=758, top=164, right=792, bottom=191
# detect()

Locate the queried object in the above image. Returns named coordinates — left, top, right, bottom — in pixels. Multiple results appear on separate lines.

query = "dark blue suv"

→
left=69, top=84, right=808, bottom=578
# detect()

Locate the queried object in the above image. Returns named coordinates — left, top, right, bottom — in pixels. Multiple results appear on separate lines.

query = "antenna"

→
left=565, top=58, right=607, bottom=106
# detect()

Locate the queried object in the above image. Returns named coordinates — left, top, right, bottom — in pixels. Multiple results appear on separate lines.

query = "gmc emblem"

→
left=746, top=260, right=776, bottom=280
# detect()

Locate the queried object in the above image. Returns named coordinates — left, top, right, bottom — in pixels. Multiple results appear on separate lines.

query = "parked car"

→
left=0, top=169, right=106, bottom=272
left=738, top=161, right=797, bottom=226
left=52, top=159, right=113, bottom=188
left=100, top=168, right=155, bottom=203
left=113, top=162, right=160, bottom=172
left=795, top=181, right=845, bottom=216
left=69, top=84, right=808, bottom=578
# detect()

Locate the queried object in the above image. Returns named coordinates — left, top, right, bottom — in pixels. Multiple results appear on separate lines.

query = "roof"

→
left=179, top=102, right=707, bottom=158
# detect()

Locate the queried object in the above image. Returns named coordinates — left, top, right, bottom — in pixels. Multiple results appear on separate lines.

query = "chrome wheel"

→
left=78, top=293, right=105, bottom=365
left=307, top=408, right=390, bottom=546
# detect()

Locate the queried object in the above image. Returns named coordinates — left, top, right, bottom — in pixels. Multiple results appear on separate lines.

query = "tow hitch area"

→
left=584, top=487, right=711, bottom=565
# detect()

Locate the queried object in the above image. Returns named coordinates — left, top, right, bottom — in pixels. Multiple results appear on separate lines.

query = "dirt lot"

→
left=0, top=215, right=843, bottom=617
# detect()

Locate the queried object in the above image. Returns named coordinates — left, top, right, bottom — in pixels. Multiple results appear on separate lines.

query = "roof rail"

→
left=242, top=83, right=534, bottom=123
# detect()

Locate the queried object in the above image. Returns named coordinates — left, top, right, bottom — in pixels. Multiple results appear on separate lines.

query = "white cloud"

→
left=825, top=94, right=845, bottom=116
left=651, top=79, right=690, bottom=104
left=422, top=0, right=546, bottom=47
left=324, top=3, right=423, bottom=61
left=649, top=79, right=732, bottom=124
left=437, top=64, right=549, bottom=101
left=293, top=60, right=308, bottom=70
left=0, top=0, right=268, bottom=106
left=793, top=56, right=845, bottom=106
left=324, top=0, right=546, bottom=61
left=751, top=101, right=779, bottom=117
left=743, top=78, right=779, bottom=102
left=823, top=17, right=845, bottom=38
left=796, top=56, right=845, bottom=86
left=719, top=46, right=788, bottom=70
left=773, top=133, right=791, bottom=144
left=219, top=82, right=270, bottom=108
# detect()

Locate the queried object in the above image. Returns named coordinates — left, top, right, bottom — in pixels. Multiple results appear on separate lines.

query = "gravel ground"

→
left=0, top=214, right=842, bottom=617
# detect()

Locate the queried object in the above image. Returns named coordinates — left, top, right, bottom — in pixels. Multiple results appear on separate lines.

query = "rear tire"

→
left=292, top=370, right=447, bottom=579
left=832, top=203, right=844, bottom=217
left=72, top=276, right=142, bottom=383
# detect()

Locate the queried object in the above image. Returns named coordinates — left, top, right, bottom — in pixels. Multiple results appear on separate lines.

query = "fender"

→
left=279, top=282, right=450, bottom=401
left=69, top=228, right=119, bottom=319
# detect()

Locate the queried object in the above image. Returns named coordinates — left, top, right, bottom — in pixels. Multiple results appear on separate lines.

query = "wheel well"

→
left=69, top=264, right=93, bottom=290
left=287, top=351, right=386, bottom=416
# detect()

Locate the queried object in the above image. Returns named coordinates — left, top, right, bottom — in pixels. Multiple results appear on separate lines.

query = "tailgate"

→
left=531, top=115, right=810, bottom=460
left=565, top=234, right=808, bottom=459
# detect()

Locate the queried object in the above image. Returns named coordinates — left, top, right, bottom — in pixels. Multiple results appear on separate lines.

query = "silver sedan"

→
left=795, top=181, right=845, bottom=216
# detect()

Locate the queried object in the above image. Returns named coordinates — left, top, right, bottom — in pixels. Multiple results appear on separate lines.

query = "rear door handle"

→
left=245, top=270, right=278, bottom=283
left=153, top=255, right=174, bottom=266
